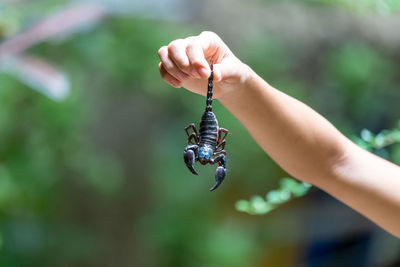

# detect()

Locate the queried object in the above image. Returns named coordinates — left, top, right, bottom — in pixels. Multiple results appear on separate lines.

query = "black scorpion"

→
left=183, top=64, right=229, bottom=191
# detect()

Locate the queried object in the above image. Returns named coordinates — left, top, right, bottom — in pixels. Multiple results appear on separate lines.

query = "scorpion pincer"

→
left=183, top=64, right=229, bottom=191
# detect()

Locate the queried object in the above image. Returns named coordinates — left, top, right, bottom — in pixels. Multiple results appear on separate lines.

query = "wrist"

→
left=216, top=62, right=255, bottom=103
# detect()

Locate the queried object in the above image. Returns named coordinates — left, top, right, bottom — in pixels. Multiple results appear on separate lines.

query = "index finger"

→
left=186, top=40, right=211, bottom=78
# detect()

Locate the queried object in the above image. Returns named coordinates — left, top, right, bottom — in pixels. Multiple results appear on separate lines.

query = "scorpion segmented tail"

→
left=199, top=63, right=219, bottom=146
left=205, top=64, right=213, bottom=112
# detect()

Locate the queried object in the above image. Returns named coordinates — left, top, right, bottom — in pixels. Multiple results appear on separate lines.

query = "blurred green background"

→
left=1, top=0, right=400, bottom=266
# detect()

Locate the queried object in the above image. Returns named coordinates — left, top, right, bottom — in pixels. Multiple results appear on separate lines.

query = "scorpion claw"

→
left=210, top=166, right=226, bottom=191
left=188, top=165, right=199, bottom=176
left=184, top=149, right=198, bottom=175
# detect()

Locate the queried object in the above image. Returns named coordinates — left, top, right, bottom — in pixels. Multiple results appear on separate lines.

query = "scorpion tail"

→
left=210, top=166, right=226, bottom=191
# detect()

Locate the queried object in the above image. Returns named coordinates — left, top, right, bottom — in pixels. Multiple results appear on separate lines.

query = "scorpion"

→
left=183, top=64, right=229, bottom=191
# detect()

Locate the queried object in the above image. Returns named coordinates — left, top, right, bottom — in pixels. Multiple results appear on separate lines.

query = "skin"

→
left=157, top=31, right=400, bottom=238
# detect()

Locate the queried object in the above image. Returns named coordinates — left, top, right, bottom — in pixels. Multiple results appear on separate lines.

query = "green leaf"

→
left=292, top=183, right=312, bottom=197
left=361, top=129, right=374, bottom=142
left=279, top=189, right=291, bottom=201
left=280, top=177, right=298, bottom=190
left=266, top=190, right=284, bottom=204
left=392, top=130, right=400, bottom=142
left=235, top=200, right=251, bottom=213
left=353, top=136, right=373, bottom=151
left=249, top=196, right=274, bottom=214
left=375, top=133, right=386, bottom=147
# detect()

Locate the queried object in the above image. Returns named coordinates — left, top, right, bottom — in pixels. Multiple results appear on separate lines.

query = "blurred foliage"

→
left=0, top=0, right=69, bottom=39
left=235, top=178, right=311, bottom=215
left=235, top=121, right=400, bottom=215
left=355, top=121, right=400, bottom=159
left=314, top=0, right=400, bottom=14
left=0, top=13, right=178, bottom=266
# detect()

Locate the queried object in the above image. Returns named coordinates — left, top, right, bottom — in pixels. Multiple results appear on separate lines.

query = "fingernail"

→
left=199, top=67, right=209, bottom=77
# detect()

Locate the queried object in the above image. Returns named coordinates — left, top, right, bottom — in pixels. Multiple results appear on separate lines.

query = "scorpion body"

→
left=183, top=65, right=229, bottom=191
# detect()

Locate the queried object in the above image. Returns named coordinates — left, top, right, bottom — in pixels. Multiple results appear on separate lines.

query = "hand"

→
left=157, top=31, right=251, bottom=99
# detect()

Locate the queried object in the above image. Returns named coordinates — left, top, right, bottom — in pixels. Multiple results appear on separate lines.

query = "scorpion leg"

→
left=188, top=132, right=198, bottom=145
left=209, top=154, right=226, bottom=191
left=213, top=149, right=226, bottom=156
left=214, top=140, right=225, bottom=153
left=185, top=123, right=198, bottom=137
left=184, top=144, right=199, bottom=175
left=217, top=128, right=229, bottom=143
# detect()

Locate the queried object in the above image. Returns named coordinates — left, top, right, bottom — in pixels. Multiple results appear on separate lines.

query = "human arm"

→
left=157, top=31, right=400, bottom=237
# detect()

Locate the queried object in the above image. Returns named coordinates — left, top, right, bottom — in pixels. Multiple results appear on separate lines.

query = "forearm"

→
left=323, top=143, right=400, bottom=237
left=219, top=67, right=348, bottom=183
left=219, top=67, right=400, bottom=237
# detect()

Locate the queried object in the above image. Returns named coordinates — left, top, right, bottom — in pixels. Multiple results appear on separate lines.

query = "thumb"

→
left=213, top=57, right=242, bottom=83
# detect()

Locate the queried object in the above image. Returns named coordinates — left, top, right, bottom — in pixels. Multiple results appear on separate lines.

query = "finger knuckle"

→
left=167, top=43, right=176, bottom=52
left=163, top=63, right=174, bottom=71
left=176, top=59, right=190, bottom=69
left=186, top=41, right=196, bottom=50
left=158, top=46, right=167, bottom=57
left=185, top=36, right=196, bottom=43
left=168, top=40, right=182, bottom=52
left=199, top=31, right=216, bottom=38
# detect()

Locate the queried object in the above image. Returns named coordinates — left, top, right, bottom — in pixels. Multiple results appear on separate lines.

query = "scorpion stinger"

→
left=183, top=63, right=229, bottom=191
